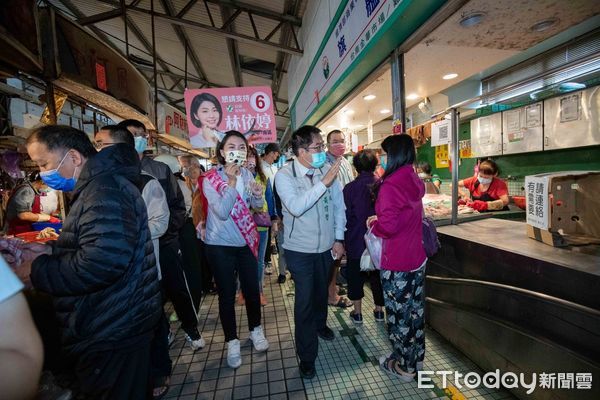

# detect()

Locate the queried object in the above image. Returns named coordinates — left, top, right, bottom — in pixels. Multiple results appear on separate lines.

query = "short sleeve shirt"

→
left=6, top=186, right=35, bottom=221
left=0, top=256, right=24, bottom=303
left=462, top=176, right=508, bottom=200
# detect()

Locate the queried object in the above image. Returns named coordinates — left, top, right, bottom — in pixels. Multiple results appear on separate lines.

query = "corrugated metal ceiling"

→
left=47, top=0, right=305, bottom=133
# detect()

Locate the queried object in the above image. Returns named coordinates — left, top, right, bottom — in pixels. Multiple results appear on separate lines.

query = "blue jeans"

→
left=257, top=230, right=269, bottom=293
left=276, top=228, right=287, bottom=275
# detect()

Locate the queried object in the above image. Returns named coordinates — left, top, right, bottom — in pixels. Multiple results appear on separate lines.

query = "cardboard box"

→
left=525, top=171, right=600, bottom=247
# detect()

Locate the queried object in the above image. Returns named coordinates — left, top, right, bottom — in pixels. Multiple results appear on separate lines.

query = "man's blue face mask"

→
left=40, top=152, right=78, bottom=192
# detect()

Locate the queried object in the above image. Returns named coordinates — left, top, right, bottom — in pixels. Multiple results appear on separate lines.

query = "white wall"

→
left=288, top=0, right=342, bottom=108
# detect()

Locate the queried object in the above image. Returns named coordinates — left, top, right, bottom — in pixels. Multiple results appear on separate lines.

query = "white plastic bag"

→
left=360, top=249, right=375, bottom=271
left=364, top=226, right=382, bottom=270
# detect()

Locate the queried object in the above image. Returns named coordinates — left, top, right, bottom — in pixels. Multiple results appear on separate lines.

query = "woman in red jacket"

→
left=368, top=134, right=426, bottom=382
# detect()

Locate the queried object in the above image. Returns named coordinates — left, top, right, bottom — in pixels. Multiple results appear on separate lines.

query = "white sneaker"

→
left=227, top=339, right=242, bottom=369
left=186, top=334, right=206, bottom=351
left=249, top=325, right=269, bottom=352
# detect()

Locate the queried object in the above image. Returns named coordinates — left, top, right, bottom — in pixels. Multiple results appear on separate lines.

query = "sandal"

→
left=328, top=296, right=353, bottom=308
left=378, top=355, right=415, bottom=383
left=152, top=376, right=170, bottom=400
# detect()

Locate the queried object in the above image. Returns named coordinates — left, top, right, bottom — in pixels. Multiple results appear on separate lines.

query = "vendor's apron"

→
left=8, top=186, right=42, bottom=235
left=472, top=180, right=509, bottom=212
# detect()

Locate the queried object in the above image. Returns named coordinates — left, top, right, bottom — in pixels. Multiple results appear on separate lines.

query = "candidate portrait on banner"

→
left=185, top=87, right=278, bottom=149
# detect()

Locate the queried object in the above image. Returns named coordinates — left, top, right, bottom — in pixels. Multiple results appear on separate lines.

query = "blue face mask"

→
left=310, top=151, right=327, bottom=168
left=134, top=136, right=148, bottom=154
left=380, top=154, right=387, bottom=170
left=40, top=152, right=78, bottom=192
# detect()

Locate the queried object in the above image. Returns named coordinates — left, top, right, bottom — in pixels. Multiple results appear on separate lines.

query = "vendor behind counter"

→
left=458, top=160, right=509, bottom=212
left=5, top=177, right=60, bottom=235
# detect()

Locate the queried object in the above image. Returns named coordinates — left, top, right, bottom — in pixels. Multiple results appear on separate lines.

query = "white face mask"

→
left=225, top=150, right=247, bottom=165
left=418, top=172, right=428, bottom=179
left=478, top=176, right=493, bottom=185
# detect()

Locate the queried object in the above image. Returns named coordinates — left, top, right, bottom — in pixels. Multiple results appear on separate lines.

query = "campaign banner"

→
left=184, top=86, right=277, bottom=149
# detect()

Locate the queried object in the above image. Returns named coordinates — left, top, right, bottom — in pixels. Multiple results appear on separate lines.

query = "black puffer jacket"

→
left=31, top=144, right=161, bottom=354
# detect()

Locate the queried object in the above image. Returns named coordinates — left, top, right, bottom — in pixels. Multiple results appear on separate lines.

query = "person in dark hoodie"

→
left=18, top=125, right=161, bottom=399
left=117, top=119, right=204, bottom=351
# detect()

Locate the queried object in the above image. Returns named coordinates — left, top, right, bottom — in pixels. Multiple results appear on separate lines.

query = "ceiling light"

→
left=530, top=18, right=559, bottom=32
left=327, top=125, right=336, bottom=129
left=343, top=109, right=355, bottom=115
left=459, top=12, right=486, bottom=28
left=443, top=73, right=458, bottom=80
left=380, top=109, right=391, bottom=114
left=559, top=82, right=586, bottom=91
left=406, top=93, right=419, bottom=100
left=363, top=94, right=376, bottom=101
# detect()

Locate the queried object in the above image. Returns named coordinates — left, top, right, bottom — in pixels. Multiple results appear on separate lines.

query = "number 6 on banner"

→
left=250, top=91, right=271, bottom=113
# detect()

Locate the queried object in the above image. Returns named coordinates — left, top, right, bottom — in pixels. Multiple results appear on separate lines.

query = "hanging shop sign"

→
left=431, top=119, right=451, bottom=147
left=292, top=0, right=409, bottom=128
left=184, top=86, right=277, bottom=149
left=435, top=145, right=449, bottom=169
left=157, top=102, right=189, bottom=142
left=459, top=139, right=472, bottom=159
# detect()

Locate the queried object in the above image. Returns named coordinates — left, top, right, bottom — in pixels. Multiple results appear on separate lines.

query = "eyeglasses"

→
left=94, top=141, right=115, bottom=150
left=306, top=144, right=326, bottom=152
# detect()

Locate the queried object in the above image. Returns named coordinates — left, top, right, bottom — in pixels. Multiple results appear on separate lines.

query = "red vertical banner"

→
left=95, top=62, right=107, bottom=91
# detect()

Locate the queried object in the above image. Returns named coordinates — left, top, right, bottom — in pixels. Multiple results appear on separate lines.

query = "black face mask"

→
left=274, top=156, right=281, bottom=164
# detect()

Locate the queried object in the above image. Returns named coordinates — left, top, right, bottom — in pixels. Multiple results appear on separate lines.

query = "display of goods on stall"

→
left=423, top=194, right=478, bottom=219
left=16, top=227, right=59, bottom=243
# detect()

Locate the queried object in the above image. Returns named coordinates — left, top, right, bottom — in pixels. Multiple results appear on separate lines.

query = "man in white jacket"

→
left=274, top=125, right=346, bottom=380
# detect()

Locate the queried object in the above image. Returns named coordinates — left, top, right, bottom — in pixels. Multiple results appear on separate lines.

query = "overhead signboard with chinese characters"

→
left=157, top=102, right=189, bottom=142
left=184, top=86, right=277, bottom=149
left=292, top=0, right=427, bottom=128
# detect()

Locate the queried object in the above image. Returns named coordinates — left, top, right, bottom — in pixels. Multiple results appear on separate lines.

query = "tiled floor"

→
left=165, top=259, right=515, bottom=400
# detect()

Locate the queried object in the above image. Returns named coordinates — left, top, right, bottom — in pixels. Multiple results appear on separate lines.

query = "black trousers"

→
left=75, top=340, right=152, bottom=400
left=179, top=218, right=203, bottom=310
left=205, top=244, right=261, bottom=342
left=160, top=242, right=199, bottom=337
left=25, top=290, right=66, bottom=372
left=346, top=258, right=385, bottom=307
left=150, top=310, right=172, bottom=387
left=197, top=238, right=214, bottom=293
left=285, top=249, right=332, bottom=364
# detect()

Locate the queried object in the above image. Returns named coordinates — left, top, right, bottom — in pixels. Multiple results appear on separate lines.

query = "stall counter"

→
left=426, top=218, right=600, bottom=400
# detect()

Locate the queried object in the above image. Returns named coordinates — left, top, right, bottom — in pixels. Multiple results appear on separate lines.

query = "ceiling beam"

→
left=76, top=9, right=123, bottom=26
left=221, top=6, right=243, bottom=87
left=123, top=14, right=186, bottom=92
left=176, top=0, right=199, bottom=18
left=159, top=0, right=209, bottom=82
left=134, top=65, right=225, bottom=88
left=125, top=5, right=303, bottom=55
left=204, top=0, right=301, bottom=26
left=272, top=0, right=303, bottom=103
